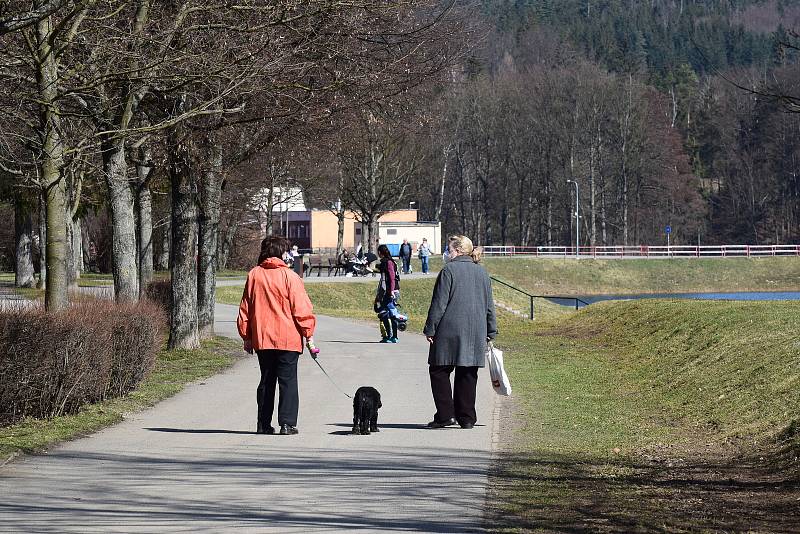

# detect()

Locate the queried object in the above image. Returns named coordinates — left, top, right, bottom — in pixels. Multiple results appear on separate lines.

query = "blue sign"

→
left=665, top=225, right=672, bottom=234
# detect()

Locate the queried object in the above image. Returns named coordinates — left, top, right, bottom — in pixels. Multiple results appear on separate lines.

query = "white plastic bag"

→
left=486, top=342, right=511, bottom=396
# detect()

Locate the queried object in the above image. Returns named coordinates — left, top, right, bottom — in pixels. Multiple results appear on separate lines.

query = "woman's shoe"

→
left=256, top=423, right=275, bottom=434
left=279, top=424, right=299, bottom=435
left=427, top=418, right=456, bottom=429
left=379, top=337, right=390, bottom=343
left=389, top=337, right=398, bottom=343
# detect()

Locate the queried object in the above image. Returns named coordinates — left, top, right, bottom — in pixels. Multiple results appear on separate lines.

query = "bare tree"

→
left=341, top=112, right=420, bottom=252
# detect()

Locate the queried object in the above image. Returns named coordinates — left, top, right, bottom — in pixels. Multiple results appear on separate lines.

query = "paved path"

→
left=0, top=303, right=496, bottom=532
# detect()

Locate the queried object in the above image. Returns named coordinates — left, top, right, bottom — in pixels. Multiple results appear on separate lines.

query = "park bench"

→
left=307, top=255, right=325, bottom=277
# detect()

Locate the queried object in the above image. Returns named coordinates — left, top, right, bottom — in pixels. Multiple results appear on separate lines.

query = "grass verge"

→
left=489, top=299, right=800, bottom=532
left=0, top=336, right=240, bottom=464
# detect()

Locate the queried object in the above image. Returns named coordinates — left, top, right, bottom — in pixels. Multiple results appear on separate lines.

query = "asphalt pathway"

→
left=0, top=302, right=497, bottom=533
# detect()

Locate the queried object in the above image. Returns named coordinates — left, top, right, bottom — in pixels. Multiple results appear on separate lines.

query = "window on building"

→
left=387, top=229, right=398, bottom=235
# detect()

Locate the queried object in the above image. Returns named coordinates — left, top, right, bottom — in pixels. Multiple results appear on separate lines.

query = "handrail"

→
left=490, top=276, right=535, bottom=320
left=489, top=276, right=589, bottom=321
left=489, top=276, right=590, bottom=318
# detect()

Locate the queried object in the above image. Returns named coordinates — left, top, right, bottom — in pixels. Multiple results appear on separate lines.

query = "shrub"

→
left=145, top=279, right=171, bottom=315
left=0, top=299, right=164, bottom=425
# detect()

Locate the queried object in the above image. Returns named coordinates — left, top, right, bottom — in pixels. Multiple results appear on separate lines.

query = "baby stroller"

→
left=348, top=257, right=370, bottom=277
left=374, top=296, right=408, bottom=335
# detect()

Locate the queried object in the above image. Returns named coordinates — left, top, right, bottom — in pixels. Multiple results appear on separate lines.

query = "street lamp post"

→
left=567, top=180, right=579, bottom=257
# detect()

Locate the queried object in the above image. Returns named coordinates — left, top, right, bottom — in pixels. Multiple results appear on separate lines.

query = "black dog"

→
left=352, top=386, right=382, bottom=435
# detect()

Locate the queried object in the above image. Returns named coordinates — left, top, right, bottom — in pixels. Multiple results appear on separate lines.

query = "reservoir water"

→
left=547, top=291, right=800, bottom=308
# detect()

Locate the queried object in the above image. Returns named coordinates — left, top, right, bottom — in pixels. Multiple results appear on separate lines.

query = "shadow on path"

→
left=320, top=340, right=384, bottom=344
left=328, top=421, right=430, bottom=430
left=487, top=450, right=800, bottom=533
left=145, top=427, right=255, bottom=435
left=1, top=447, right=489, bottom=532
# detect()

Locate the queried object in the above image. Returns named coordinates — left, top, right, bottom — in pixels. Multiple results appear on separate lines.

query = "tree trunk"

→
left=197, top=134, right=223, bottom=339
left=360, top=218, right=368, bottom=252
left=218, top=214, right=238, bottom=271
left=434, top=144, right=450, bottom=221
left=37, top=14, right=67, bottom=311
left=369, top=218, right=380, bottom=253
left=102, top=137, right=139, bottom=301
left=168, top=125, right=200, bottom=350
left=336, top=209, right=345, bottom=257
left=335, top=170, right=346, bottom=256
left=66, top=169, right=83, bottom=289
left=263, top=177, right=275, bottom=235
left=14, top=199, right=35, bottom=288
left=157, top=218, right=170, bottom=271
left=66, top=215, right=82, bottom=289
left=600, top=189, right=607, bottom=245
left=135, top=148, right=154, bottom=297
left=37, top=193, right=46, bottom=289
left=589, top=147, right=597, bottom=246
left=81, top=221, right=91, bottom=272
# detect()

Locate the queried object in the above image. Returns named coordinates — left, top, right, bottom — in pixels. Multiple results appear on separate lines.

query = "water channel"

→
left=547, top=291, right=800, bottom=308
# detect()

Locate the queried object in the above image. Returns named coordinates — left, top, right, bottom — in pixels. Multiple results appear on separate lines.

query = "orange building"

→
left=266, top=188, right=434, bottom=253
left=309, top=209, right=419, bottom=252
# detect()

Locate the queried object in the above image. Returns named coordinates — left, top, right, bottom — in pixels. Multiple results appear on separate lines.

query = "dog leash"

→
left=311, top=355, right=353, bottom=399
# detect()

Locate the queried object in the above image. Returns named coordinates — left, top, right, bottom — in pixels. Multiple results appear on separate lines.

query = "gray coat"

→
left=423, top=256, right=498, bottom=367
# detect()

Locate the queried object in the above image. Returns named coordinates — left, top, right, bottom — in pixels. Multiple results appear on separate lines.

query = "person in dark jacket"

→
left=398, top=239, right=413, bottom=274
left=375, top=244, right=400, bottom=343
left=423, top=235, right=497, bottom=429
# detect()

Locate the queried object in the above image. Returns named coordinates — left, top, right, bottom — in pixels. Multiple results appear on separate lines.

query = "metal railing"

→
left=483, top=244, right=800, bottom=258
left=489, top=276, right=589, bottom=319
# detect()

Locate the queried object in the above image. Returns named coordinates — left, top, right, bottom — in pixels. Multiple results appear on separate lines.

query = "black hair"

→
left=258, top=235, right=289, bottom=263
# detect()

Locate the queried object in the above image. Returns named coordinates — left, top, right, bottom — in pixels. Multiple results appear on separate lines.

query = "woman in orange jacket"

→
left=237, top=236, right=317, bottom=435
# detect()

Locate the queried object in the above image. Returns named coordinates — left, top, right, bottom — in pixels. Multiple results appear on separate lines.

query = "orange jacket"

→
left=237, top=257, right=316, bottom=352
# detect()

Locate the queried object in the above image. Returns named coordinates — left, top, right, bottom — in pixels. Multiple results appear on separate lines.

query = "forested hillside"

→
left=485, top=0, right=795, bottom=78
left=415, top=0, right=800, bottom=246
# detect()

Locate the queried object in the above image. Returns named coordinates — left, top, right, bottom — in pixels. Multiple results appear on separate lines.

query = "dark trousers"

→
left=429, top=365, right=479, bottom=425
left=401, top=256, right=411, bottom=274
left=380, top=295, right=398, bottom=339
left=256, top=349, right=300, bottom=427
left=380, top=314, right=398, bottom=339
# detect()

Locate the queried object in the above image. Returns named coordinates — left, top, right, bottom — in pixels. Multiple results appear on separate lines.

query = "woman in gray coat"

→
left=423, top=235, right=497, bottom=429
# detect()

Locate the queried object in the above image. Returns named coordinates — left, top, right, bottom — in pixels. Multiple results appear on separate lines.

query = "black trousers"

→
left=429, top=365, right=479, bottom=426
left=401, top=256, right=411, bottom=273
left=256, top=349, right=300, bottom=427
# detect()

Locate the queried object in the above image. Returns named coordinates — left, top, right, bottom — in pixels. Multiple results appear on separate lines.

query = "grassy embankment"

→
left=490, top=299, right=799, bottom=532
left=0, top=337, right=240, bottom=464
left=482, top=256, right=800, bottom=295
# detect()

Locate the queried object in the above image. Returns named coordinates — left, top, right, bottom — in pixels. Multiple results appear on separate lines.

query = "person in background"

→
left=399, top=238, right=412, bottom=275
left=375, top=244, right=400, bottom=343
left=423, top=235, right=497, bottom=430
left=238, top=235, right=317, bottom=436
left=418, top=237, right=432, bottom=274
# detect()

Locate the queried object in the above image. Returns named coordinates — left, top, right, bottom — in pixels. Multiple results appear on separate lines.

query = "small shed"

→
left=378, top=221, right=442, bottom=256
